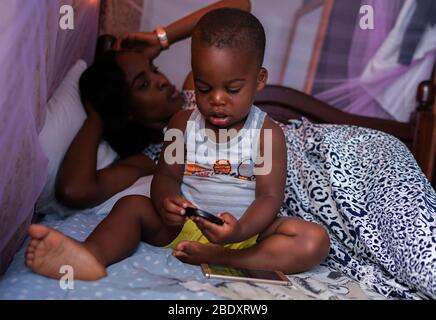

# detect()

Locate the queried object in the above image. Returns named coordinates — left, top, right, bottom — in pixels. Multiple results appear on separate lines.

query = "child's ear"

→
left=256, top=68, right=268, bottom=91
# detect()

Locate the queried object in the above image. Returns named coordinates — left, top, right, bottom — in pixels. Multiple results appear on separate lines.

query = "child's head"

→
left=79, top=50, right=182, bottom=157
left=191, top=8, right=268, bottom=129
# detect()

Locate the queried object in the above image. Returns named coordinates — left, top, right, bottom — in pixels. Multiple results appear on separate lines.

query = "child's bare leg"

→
left=84, top=195, right=181, bottom=266
left=26, top=195, right=181, bottom=280
left=174, top=217, right=330, bottom=274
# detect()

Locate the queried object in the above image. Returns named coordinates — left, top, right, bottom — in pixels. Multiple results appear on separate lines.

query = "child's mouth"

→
left=209, top=113, right=230, bottom=126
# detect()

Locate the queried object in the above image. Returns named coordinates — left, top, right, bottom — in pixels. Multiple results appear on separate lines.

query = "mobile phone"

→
left=185, top=207, right=224, bottom=226
left=201, top=264, right=291, bottom=286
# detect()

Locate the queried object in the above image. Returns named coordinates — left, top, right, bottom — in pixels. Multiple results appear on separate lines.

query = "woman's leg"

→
left=173, top=217, right=330, bottom=274
left=26, top=195, right=181, bottom=280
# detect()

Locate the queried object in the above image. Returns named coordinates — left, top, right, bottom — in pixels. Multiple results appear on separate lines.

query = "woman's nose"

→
left=156, top=74, right=170, bottom=90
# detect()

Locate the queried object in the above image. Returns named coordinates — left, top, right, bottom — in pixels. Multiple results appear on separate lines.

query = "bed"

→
left=1, top=22, right=435, bottom=300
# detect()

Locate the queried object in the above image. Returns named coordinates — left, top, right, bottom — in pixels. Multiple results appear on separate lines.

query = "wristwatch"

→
left=154, top=26, right=169, bottom=50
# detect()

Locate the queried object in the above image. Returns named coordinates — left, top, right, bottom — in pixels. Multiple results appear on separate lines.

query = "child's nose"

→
left=209, top=91, right=225, bottom=107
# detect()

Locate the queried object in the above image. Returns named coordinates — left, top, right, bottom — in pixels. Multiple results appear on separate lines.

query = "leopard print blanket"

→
left=279, top=118, right=435, bottom=299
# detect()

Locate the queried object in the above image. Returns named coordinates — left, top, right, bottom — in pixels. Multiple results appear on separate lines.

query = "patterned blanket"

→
left=279, top=118, right=436, bottom=299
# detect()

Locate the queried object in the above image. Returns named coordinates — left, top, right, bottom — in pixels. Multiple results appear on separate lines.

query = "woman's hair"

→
left=79, top=50, right=151, bottom=158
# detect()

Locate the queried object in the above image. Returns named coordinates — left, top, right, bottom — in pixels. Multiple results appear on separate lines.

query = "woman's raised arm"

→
left=163, top=0, right=251, bottom=45
left=115, top=0, right=251, bottom=52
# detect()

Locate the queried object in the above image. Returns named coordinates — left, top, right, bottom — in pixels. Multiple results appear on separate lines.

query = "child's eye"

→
left=152, top=66, right=159, bottom=73
left=196, top=87, right=210, bottom=94
left=226, top=88, right=241, bottom=94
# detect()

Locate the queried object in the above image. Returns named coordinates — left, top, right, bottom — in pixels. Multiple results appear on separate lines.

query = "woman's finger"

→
left=114, top=32, right=144, bottom=50
left=113, top=34, right=128, bottom=50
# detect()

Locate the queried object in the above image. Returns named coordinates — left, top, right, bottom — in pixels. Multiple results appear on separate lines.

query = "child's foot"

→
left=173, top=240, right=227, bottom=265
left=25, top=224, right=106, bottom=281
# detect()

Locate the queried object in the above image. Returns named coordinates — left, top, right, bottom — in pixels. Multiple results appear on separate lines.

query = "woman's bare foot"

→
left=173, top=240, right=228, bottom=265
left=25, top=224, right=106, bottom=281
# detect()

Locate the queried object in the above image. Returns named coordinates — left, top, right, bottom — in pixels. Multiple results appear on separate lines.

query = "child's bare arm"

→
left=151, top=110, right=193, bottom=226
left=238, top=118, right=287, bottom=239
left=56, top=109, right=156, bottom=209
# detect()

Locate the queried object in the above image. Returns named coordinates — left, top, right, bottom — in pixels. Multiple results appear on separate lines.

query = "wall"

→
left=140, top=0, right=303, bottom=88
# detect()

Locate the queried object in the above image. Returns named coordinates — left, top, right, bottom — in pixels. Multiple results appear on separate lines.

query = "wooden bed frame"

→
left=96, top=35, right=436, bottom=184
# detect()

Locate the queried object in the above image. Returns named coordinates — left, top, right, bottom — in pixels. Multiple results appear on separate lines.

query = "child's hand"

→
left=161, top=195, right=192, bottom=226
left=192, top=212, right=241, bottom=245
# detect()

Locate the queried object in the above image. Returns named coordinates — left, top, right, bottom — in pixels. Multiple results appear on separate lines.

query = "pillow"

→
left=36, top=59, right=119, bottom=216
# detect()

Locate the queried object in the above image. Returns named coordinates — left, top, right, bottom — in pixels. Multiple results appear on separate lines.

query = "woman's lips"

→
left=167, top=86, right=180, bottom=100
left=171, top=89, right=180, bottom=99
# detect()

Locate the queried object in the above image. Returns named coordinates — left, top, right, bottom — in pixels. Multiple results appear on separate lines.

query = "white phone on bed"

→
left=201, top=264, right=291, bottom=286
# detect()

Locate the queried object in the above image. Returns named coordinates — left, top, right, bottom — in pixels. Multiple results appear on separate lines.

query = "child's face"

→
left=191, top=44, right=267, bottom=130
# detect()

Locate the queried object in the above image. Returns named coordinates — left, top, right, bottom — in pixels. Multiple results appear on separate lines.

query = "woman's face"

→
left=116, top=52, right=183, bottom=130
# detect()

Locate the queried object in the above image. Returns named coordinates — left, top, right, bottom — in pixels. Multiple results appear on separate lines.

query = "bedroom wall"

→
left=99, top=0, right=144, bottom=36
left=139, top=0, right=303, bottom=89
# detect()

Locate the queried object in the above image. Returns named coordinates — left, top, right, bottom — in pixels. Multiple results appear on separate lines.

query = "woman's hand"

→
left=192, top=212, right=242, bottom=245
left=83, top=102, right=103, bottom=129
left=114, top=32, right=162, bottom=60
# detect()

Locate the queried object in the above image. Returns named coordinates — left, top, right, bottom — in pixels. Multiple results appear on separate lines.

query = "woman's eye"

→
left=138, top=80, right=149, bottom=89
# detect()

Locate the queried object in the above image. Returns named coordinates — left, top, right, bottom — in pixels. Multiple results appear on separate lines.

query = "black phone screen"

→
left=185, top=207, right=224, bottom=225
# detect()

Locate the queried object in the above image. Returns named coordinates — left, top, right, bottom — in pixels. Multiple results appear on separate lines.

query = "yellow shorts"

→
left=165, top=219, right=258, bottom=250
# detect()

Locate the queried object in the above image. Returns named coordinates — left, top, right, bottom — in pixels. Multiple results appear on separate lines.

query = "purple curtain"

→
left=315, top=0, right=405, bottom=119
left=0, top=0, right=100, bottom=274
